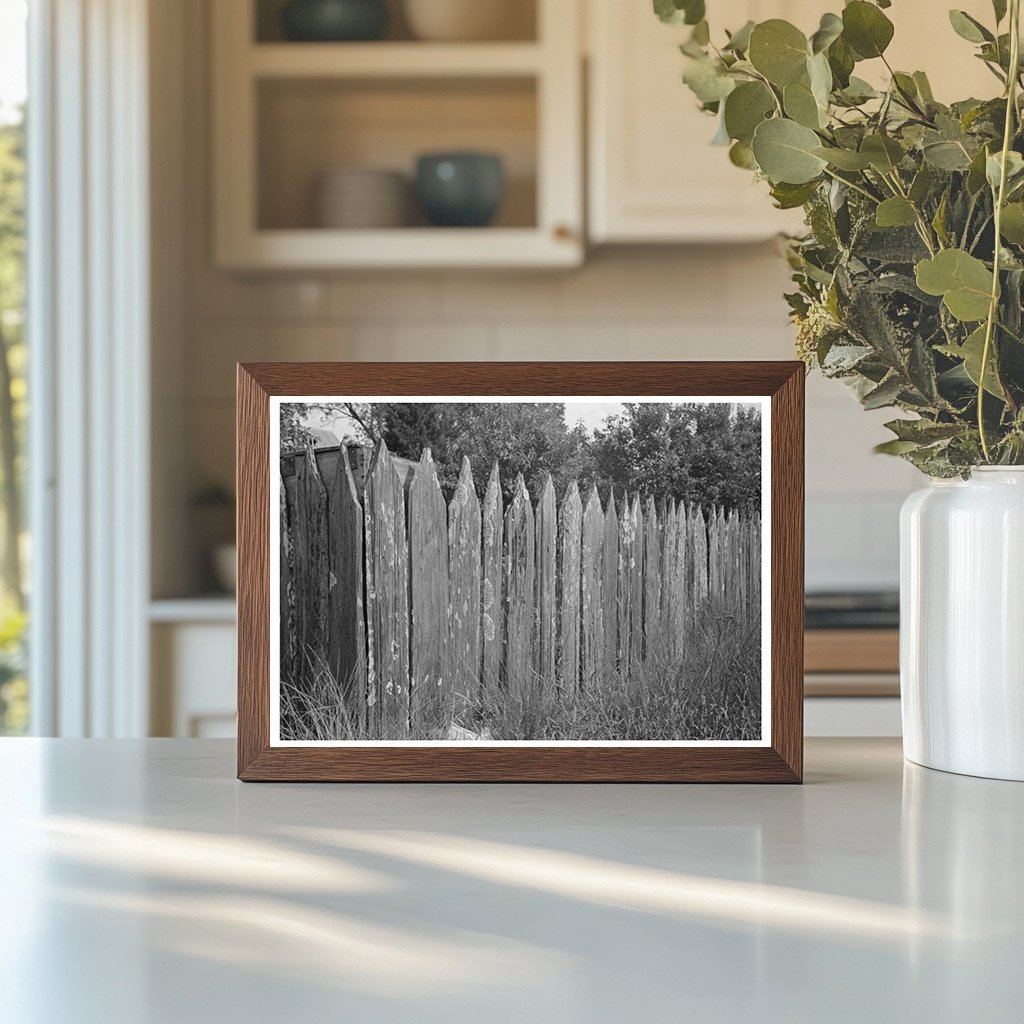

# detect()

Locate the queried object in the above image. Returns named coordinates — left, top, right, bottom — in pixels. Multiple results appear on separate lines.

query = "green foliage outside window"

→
left=0, top=110, right=27, bottom=733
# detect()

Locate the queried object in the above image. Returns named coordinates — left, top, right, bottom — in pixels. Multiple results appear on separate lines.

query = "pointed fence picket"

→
left=480, top=462, right=504, bottom=698
left=558, top=482, right=583, bottom=695
left=279, top=445, right=761, bottom=740
left=535, top=474, right=557, bottom=694
left=580, top=486, right=604, bottom=691
left=363, top=440, right=410, bottom=739
left=449, top=456, right=482, bottom=702
left=504, top=473, right=536, bottom=698
left=409, top=449, right=449, bottom=731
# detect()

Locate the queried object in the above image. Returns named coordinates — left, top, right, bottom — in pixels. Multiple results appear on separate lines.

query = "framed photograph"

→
left=237, top=362, right=804, bottom=782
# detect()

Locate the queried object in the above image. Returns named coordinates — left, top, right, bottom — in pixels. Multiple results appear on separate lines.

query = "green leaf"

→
left=876, top=197, right=918, bottom=228
left=771, top=180, right=820, bottom=209
left=993, top=0, right=1008, bottom=24
left=724, top=20, right=755, bottom=52
left=915, top=249, right=994, bottom=322
left=837, top=76, right=879, bottom=104
left=860, top=133, right=904, bottom=173
left=784, top=81, right=824, bottom=129
left=913, top=71, right=935, bottom=104
left=807, top=51, right=833, bottom=108
left=814, top=146, right=872, bottom=170
left=986, top=150, right=1024, bottom=191
left=967, top=144, right=991, bottom=193
left=938, top=325, right=1006, bottom=398
left=723, top=81, right=775, bottom=144
left=922, top=140, right=973, bottom=171
left=748, top=20, right=809, bottom=86
left=810, top=12, right=843, bottom=54
left=653, top=0, right=705, bottom=26
left=827, top=36, right=856, bottom=88
left=729, top=140, right=757, bottom=169
left=948, top=10, right=994, bottom=44
left=842, top=1, right=895, bottom=59
left=751, top=118, right=828, bottom=184
left=1000, top=203, right=1024, bottom=245
left=909, top=164, right=933, bottom=205
left=875, top=439, right=922, bottom=455
left=862, top=375, right=903, bottom=409
left=682, top=57, right=736, bottom=104
left=885, top=418, right=964, bottom=443
left=932, top=190, right=950, bottom=247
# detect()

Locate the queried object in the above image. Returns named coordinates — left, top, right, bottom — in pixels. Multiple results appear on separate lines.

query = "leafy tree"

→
left=592, top=402, right=762, bottom=512
left=0, top=112, right=25, bottom=609
left=0, top=106, right=26, bottom=733
left=375, top=402, right=595, bottom=505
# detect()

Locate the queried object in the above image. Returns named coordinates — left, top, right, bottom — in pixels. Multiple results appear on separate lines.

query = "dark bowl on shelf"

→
left=280, top=0, right=388, bottom=42
left=415, top=152, right=505, bottom=228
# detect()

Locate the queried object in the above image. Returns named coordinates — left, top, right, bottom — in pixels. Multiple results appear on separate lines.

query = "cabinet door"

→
left=587, top=0, right=808, bottom=243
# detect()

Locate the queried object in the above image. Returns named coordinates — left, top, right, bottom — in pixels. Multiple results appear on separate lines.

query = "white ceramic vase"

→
left=900, top=467, right=1024, bottom=780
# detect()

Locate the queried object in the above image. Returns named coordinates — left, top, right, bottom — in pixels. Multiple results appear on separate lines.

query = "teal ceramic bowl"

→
left=415, top=152, right=505, bottom=228
left=281, top=0, right=388, bottom=42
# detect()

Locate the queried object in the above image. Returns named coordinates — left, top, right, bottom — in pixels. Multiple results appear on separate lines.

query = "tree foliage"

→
left=591, top=403, right=762, bottom=511
left=662, top=0, right=1024, bottom=475
left=281, top=400, right=763, bottom=511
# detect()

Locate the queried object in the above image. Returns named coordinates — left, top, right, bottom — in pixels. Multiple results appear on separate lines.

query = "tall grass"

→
left=280, top=596, right=761, bottom=743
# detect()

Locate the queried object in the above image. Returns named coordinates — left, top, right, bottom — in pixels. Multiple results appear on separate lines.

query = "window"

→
left=0, top=0, right=27, bottom=734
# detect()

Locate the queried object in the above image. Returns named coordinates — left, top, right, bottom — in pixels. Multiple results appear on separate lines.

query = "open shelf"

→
left=212, top=0, right=582, bottom=268
left=249, top=41, right=544, bottom=78
left=257, top=77, right=538, bottom=232
left=254, top=0, right=538, bottom=44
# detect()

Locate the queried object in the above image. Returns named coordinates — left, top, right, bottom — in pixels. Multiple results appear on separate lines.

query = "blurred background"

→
left=0, top=0, right=998, bottom=740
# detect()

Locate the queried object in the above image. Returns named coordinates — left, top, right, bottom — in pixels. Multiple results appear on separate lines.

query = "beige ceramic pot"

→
left=403, top=0, right=534, bottom=41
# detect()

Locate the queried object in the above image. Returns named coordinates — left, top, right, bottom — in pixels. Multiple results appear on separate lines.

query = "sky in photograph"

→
left=290, top=399, right=759, bottom=447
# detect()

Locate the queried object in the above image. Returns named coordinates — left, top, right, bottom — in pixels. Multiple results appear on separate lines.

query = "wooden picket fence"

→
left=280, top=441, right=761, bottom=739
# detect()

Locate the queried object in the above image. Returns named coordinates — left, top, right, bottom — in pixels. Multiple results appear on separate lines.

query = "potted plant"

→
left=658, top=0, right=1024, bottom=779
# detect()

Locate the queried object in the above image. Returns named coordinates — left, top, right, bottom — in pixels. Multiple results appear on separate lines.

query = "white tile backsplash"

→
left=181, top=254, right=916, bottom=593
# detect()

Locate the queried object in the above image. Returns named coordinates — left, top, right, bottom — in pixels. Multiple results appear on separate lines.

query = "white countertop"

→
left=1, top=738, right=1020, bottom=1023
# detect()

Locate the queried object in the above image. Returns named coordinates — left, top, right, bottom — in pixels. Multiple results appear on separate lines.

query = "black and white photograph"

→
left=272, top=397, right=768, bottom=745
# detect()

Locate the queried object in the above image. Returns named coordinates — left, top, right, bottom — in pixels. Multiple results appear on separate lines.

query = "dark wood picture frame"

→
left=237, top=362, right=804, bottom=782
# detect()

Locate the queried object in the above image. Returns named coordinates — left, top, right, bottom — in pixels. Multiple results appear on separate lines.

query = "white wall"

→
left=160, top=0, right=920, bottom=599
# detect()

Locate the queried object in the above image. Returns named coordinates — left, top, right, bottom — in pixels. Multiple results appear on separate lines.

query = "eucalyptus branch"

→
left=822, top=167, right=880, bottom=205
left=979, top=0, right=1021, bottom=462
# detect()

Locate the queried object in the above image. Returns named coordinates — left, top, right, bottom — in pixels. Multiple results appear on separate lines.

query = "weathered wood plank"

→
left=481, top=461, right=503, bottom=698
left=363, top=440, right=410, bottom=739
left=629, top=495, right=644, bottom=674
left=660, top=497, right=678, bottom=661
left=601, top=490, right=619, bottom=680
left=617, top=493, right=641, bottom=675
left=294, top=447, right=329, bottom=684
left=535, top=473, right=557, bottom=694
left=708, top=506, right=722, bottom=603
left=326, top=446, right=366, bottom=729
left=279, top=475, right=295, bottom=684
left=643, top=495, right=661, bottom=661
left=691, top=505, right=708, bottom=625
left=504, top=473, right=535, bottom=699
left=580, top=486, right=604, bottom=692
left=558, top=481, right=583, bottom=696
left=448, top=456, right=481, bottom=703
left=409, top=448, right=450, bottom=735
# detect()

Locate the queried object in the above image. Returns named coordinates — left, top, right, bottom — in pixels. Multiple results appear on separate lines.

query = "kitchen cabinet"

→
left=150, top=600, right=237, bottom=738
left=587, top=0, right=814, bottom=243
left=211, top=0, right=583, bottom=269
left=587, top=0, right=998, bottom=244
